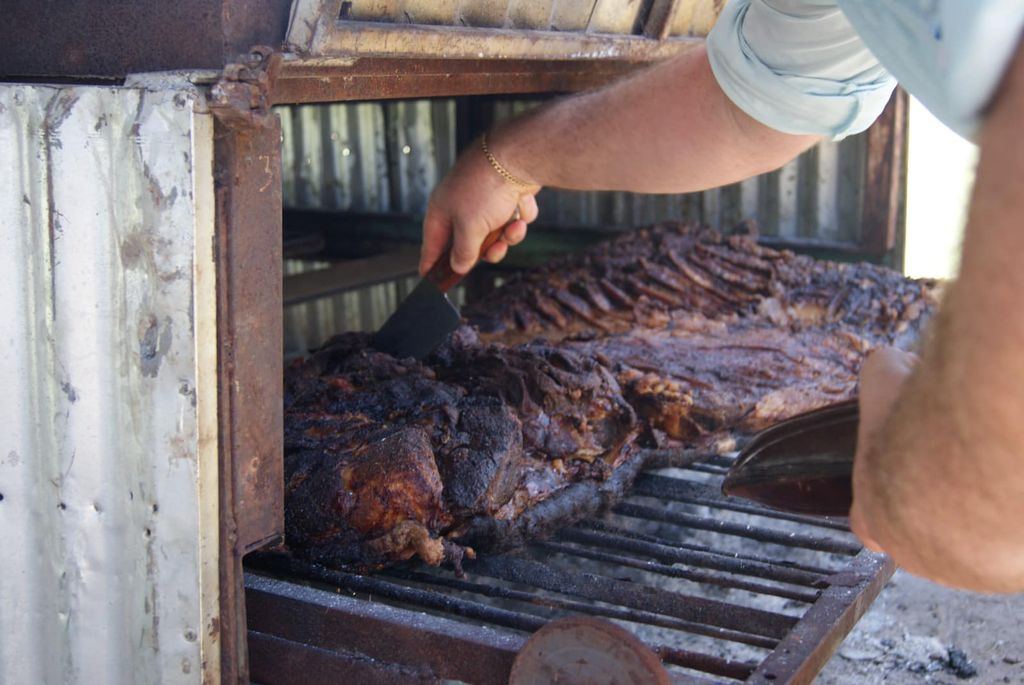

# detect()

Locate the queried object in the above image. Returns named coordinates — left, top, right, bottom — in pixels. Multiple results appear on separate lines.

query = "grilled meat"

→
left=464, top=222, right=937, bottom=349
left=283, top=332, right=638, bottom=570
left=283, top=222, right=939, bottom=570
left=566, top=314, right=865, bottom=451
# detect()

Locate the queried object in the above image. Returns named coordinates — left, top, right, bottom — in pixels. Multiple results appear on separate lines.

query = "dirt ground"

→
left=817, top=570, right=1024, bottom=684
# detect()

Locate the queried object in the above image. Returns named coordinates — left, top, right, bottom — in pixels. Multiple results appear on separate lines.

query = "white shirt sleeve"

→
left=707, top=0, right=897, bottom=140
left=838, top=0, right=1024, bottom=141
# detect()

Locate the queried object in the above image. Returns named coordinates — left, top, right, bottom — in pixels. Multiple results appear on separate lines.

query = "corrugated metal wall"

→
left=0, top=84, right=217, bottom=684
left=278, top=98, right=871, bottom=352
left=339, top=0, right=723, bottom=36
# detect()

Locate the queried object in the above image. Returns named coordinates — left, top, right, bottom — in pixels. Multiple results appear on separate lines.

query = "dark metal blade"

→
left=371, top=278, right=461, bottom=360
left=722, top=400, right=858, bottom=517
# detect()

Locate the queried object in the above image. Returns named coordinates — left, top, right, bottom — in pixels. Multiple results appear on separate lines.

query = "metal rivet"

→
left=184, top=629, right=197, bottom=643
left=330, top=132, right=339, bottom=141
left=402, top=145, right=412, bottom=155
left=342, top=147, right=352, bottom=157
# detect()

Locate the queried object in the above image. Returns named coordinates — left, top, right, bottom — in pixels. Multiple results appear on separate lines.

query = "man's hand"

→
left=419, top=46, right=818, bottom=277
left=420, top=135, right=540, bottom=276
left=849, top=347, right=917, bottom=552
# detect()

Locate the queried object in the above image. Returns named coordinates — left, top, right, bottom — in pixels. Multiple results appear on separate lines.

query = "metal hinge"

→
left=209, top=46, right=281, bottom=129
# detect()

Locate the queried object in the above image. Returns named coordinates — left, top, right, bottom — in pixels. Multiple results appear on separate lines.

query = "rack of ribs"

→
left=282, top=222, right=940, bottom=570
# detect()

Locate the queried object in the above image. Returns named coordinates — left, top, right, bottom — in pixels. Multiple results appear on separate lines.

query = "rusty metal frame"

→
left=862, top=88, right=909, bottom=256
left=271, top=56, right=673, bottom=104
left=245, top=574, right=525, bottom=684
left=245, top=551, right=894, bottom=685
left=210, top=47, right=286, bottom=684
left=748, top=551, right=896, bottom=684
left=286, top=0, right=700, bottom=62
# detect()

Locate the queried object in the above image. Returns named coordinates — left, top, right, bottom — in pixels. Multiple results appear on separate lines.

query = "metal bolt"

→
left=342, top=147, right=352, bottom=157
left=402, top=145, right=412, bottom=155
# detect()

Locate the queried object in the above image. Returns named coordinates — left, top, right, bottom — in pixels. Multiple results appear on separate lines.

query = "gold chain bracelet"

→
left=481, top=132, right=534, bottom=190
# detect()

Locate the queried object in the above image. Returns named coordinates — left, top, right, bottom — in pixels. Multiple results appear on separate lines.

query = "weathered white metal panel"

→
left=0, top=83, right=217, bottom=684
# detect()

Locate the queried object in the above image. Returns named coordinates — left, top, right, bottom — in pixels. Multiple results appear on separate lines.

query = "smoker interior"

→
left=242, top=94, right=904, bottom=684
left=245, top=458, right=892, bottom=684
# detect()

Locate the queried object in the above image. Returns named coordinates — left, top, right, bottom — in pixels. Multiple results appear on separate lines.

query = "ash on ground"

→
left=818, top=570, right=1024, bottom=684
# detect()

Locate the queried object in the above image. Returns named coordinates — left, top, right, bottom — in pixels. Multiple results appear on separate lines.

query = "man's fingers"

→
left=483, top=240, right=509, bottom=264
left=519, top=193, right=539, bottom=224
left=502, top=220, right=528, bottom=246
left=449, top=221, right=485, bottom=274
left=420, top=210, right=451, bottom=276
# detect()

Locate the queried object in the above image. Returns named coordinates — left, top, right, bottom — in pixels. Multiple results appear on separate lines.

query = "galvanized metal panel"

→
left=507, top=0, right=555, bottom=29
left=458, top=0, right=510, bottom=28
left=277, top=98, right=876, bottom=340
left=587, top=0, right=646, bottom=34
left=550, top=0, right=599, bottom=32
left=670, top=0, right=723, bottom=37
left=347, top=0, right=401, bottom=22
left=0, top=84, right=217, bottom=684
left=403, top=0, right=460, bottom=25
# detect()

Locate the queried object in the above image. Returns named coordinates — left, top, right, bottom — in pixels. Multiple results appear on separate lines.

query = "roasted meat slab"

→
left=465, top=222, right=935, bottom=349
left=566, top=315, right=866, bottom=452
left=283, top=222, right=939, bottom=570
left=284, top=331, right=638, bottom=569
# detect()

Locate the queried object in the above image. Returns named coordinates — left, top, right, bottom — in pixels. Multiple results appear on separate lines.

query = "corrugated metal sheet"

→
left=338, top=0, right=718, bottom=35
left=0, top=84, right=217, bottom=684
left=278, top=98, right=874, bottom=348
left=278, top=100, right=463, bottom=354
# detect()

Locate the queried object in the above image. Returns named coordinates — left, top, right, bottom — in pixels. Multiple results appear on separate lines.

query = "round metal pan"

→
left=722, top=399, right=859, bottom=517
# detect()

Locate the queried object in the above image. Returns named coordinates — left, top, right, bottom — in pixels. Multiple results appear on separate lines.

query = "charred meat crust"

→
left=282, top=222, right=939, bottom=571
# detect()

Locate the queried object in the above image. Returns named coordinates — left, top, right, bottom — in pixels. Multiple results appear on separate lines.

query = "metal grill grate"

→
left=246, top=456, right=893, bottom=684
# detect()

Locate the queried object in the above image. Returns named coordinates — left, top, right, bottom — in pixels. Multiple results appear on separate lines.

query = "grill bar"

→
left=685, top=463, right=732, bottom=475
left=466, top=556, right=798, bottom=640
left=654, top=644, right=757, bottom=681
left=248, top=630, right=433, bottom=685
left=385, top=567, right=779, bottom=650
left=245, top=574, right=523, bottom=685
left=632, top=474, right=852, bottom=532
left=536, top=541, right=819, bottom=604
left=613, top=502, right=862, bottom=555
left=747, top=551, right=896, bottom=684
left=574, top=520, right=836, bottom=576
left=262, top=556, right=547, bottom=633
left=563, top=525, right=830, bottom=586
left=251, top=462, right=892, bottom=683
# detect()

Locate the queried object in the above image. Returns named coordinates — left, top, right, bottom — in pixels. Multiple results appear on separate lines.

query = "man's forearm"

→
left=854, top=39, right=1024, bottom=592
left=488, top=46, right=819, bottom=194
